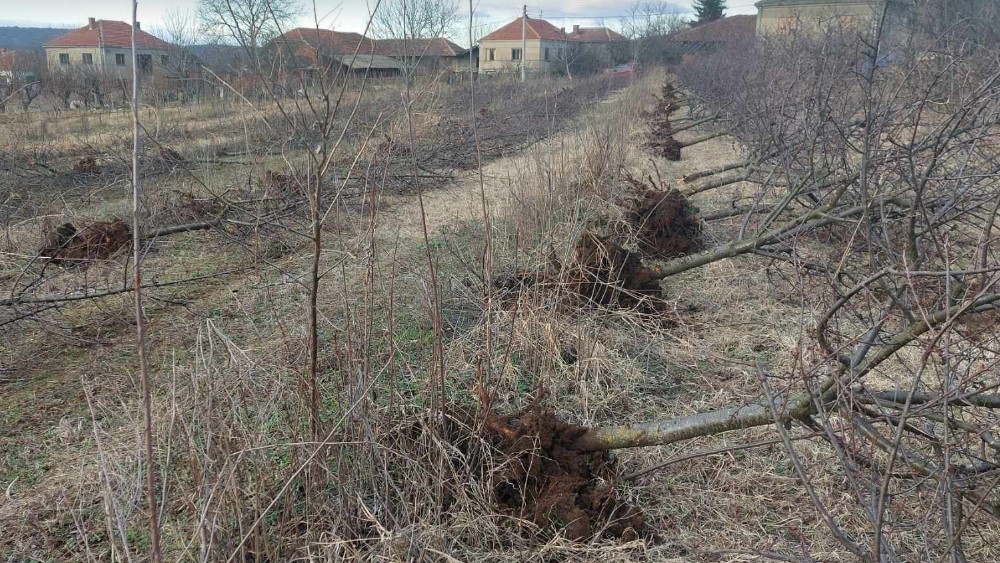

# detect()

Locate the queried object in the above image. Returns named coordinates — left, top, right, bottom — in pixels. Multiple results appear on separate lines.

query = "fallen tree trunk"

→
left=144, top=220, right=219, bottom=238
left=651, top=203, right=870, bottom=279
left=681, top=160, right=751, bottom=183
left=571, top=292, right=1000, bottom=451
left=572, top=401, right=788, bottom=451
left=678, top=130, right=729, bottom=148
left=683, top=169, right=751, bottom=196
left=0, top=268, right=247, bottom=307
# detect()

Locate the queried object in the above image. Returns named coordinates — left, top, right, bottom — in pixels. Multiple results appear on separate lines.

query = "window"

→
left=838, top=15, right=860, bottom=29
left=777, top=16, right=799, bottom=34
left=59, top=53, right=69, bottom=65
left=543, top=47, right=549, bottom=61
left=82, top=53, right=93, bottom=64
left=116, top=53, right=126, bottom=66
left=161, top=54, right=168, bottom=66
left=511, top=48, right=522, bottom=61
left=487, top=48, right=495, bottom=61
left=137, top=54, right=152, bottom=73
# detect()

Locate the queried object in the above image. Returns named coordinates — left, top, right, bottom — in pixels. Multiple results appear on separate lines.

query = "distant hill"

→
left=0, top=27, right=68, bottom=50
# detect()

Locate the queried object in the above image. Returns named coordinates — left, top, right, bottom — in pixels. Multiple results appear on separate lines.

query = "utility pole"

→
left=521, top=5, right=527, bottom=82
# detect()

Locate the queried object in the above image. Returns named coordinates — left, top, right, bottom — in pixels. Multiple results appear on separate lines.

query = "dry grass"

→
left=4, top=63, right=1000, bottom=563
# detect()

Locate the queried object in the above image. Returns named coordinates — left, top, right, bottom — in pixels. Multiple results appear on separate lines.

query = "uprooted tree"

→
left=6, top=0, right=1000, bottom=559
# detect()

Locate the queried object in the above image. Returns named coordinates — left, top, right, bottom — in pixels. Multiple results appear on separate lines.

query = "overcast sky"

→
left=0, top=0, right=758, bottom=44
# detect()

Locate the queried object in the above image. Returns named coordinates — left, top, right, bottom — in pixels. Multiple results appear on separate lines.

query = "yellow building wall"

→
left=479, top=39, right=566, bottom=73
left=756, top=2, right=874, bottom=35
left=45, top=46, right=170, bottom=76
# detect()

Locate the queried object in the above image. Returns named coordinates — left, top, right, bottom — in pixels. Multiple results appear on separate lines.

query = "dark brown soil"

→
left=40, top=219, right=131, bottom=264
left=645, top=81, right=683, bottom=161
left=261, top=169, right=299, bottom=195
left=159, top=146, right=185, bottom=164
left=647, top=135, right=683, bottom=161
left=73, top=156, right=99, bottom=175
left=491, top=234, right=665, bottom=311
left=483, top=407, right=653, bottom=542
left=569, top=232, right=663, bottom=309
left=626, top=178, right=702, bottom=259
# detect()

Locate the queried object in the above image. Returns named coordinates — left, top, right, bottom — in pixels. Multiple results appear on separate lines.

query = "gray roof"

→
left=332, top=53, right=403, bottom=71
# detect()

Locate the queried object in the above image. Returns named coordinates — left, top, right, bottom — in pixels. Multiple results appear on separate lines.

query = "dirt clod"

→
left=485, top=407, right=653, bottom=542
left=159, top=146, right=184, bottom=164
left=261, top=170, right=299, bottom=195
left=570, top=233, right=662, bottom=309
left=73, top=156, right=100, bottom=174
left=645, top=81, right=683, bottom=161
left=626, top=180, right=702, bottom=259
left=40, top=219, right=131, bottom=264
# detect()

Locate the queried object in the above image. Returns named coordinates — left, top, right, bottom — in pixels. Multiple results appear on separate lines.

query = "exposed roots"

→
left=483, top=406, right=655, bottom=542
left=569, top=232, right=663, bottom=309
left=645, top=81, right=683, bottom=161
left=72, top=156, right=100, bottom=175
left=40, top=219, right=131, bottom=264
left=625, top=175, right=702, bottom=259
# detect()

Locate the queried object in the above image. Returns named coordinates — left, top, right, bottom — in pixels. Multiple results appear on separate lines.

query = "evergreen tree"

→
left=692, top=0, right=726, bottom=26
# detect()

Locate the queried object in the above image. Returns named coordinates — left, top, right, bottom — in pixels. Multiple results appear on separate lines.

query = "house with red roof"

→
left=662, top=15, right=757, bottom=52
left=479, top=16, right=626, bottom=75
left=44, top=18, right=173, bottom=75
left=0, top=48, right=40, bottom=85
left=269, top=28, right=403, bottom=77
left=270, top=29, right=472, bottom=77
left=373, top=37, right=470, bottom=73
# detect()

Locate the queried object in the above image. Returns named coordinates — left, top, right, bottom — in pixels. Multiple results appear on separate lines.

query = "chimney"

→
left=88, top=17, right=96, bottom=29
left=560, top=27, right=565, bottom=33
left=135, top=21, right=140, bottom=30
left=572, top=24, right=580, bottom=34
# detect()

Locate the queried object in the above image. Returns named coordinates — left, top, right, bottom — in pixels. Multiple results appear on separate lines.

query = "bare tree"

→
left=44, top=67, right=79, bottom=109
left=617, top=1, right=688, bottom=64
left=152, top=9, right=204, bottom=103
left=370, top=0, right=459, bottom=41
left=198, top=0, right=301, bottom=54
left=368, top=0, right=460, bottom=77
left=0, top=51, right=43, bottom=113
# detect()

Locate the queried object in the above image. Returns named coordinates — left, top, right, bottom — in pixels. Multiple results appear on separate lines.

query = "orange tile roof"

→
left=45, top=20, right=172, bottom=50
left=482, top=17, right=626, bottom=43
left=481, top=16, right=568, bottom=41
left=373, top=37, right=465, bottom=57
left=667, top=15, right=756, bottom=44
left=567, top=27, right=627, bottom=43
left=274, top=28, right=376, bottom=55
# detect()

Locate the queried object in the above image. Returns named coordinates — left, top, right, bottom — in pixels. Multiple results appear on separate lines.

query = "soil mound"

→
left=626, top=180, right=702, bottom=259
left=159, top=146, right=184, bottom=164
left=484, top=407, right=652, bottom=541
left=491, top=234, right=665, bottom=311
left=41, top=219, right=131, bottom=264
left=647, top=135, right=682, bottom=161
left=261, top=169, right=299, bottom=195
left=570, top=232, right=662, bottom=308
left=73, top=156, right=99, bottom=175
left=645, top=81, right=683, bottom=161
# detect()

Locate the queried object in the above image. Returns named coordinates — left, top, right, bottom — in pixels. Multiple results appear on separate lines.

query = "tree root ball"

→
left=626, top=185, right=703, bottom=259
left=484, top=407, right=655, bottom=542
left=40, top=219, right=131, bottom=264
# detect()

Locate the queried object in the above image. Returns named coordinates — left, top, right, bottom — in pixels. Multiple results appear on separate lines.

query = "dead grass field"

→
left=3, top=65, right=1000, bottom=563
